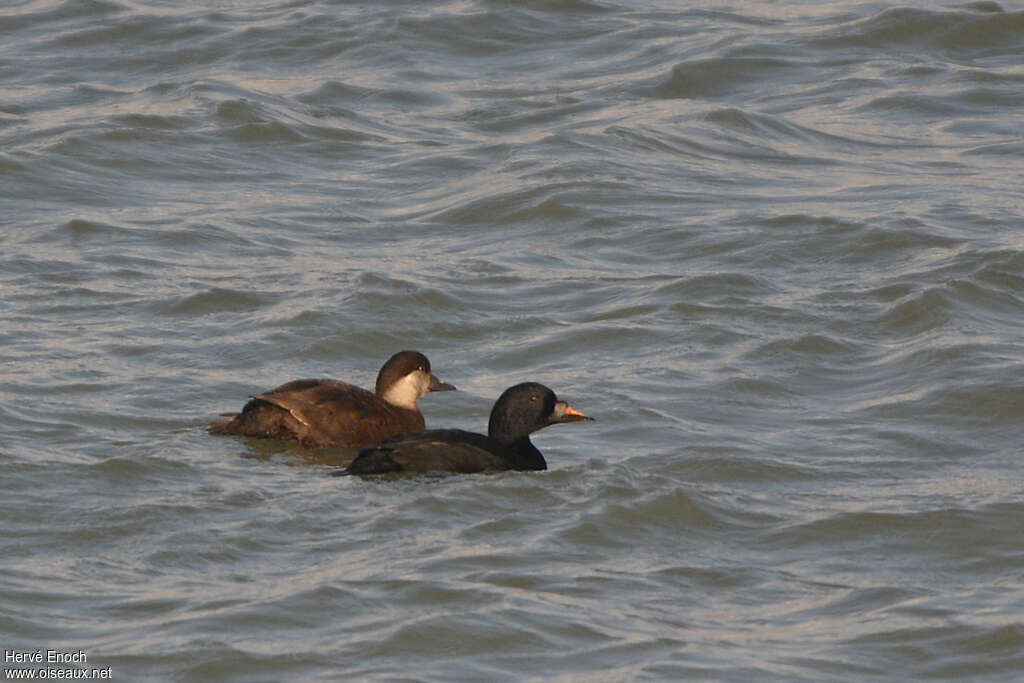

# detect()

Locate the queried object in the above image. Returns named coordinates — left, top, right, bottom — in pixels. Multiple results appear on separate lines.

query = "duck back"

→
left=341, top=429, right=544, bottom=475
left=210, top=379, right=425, bottom=448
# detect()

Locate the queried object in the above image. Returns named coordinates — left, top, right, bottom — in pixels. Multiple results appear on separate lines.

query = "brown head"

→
left=374, top=350, right=455, bottom=409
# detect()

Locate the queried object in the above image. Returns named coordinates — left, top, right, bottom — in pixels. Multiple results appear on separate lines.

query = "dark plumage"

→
left=337, top=382, right=592, bottom=475
left=208, top=351, right=455, bottom=448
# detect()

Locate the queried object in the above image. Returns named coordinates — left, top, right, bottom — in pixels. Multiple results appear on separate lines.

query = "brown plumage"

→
left=208, top=351, right=455, bottom=448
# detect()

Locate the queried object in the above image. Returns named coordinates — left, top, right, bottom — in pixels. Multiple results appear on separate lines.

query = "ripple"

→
left=163, top=288, right=277, bottom=316
left=650, top=57, right=806, bottom=100
left=812, top=6, right=1024, bottom=52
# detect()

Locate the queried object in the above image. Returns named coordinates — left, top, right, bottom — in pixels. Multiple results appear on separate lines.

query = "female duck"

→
left=209, top=350, right=454, bottom=448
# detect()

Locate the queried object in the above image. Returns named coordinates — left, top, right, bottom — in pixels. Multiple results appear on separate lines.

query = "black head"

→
left=487, top=382, right=593, bottom=444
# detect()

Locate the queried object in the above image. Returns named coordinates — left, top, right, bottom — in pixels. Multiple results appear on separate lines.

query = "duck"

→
left=336, top=382, right=592, bottom=475
left=209, top=350, right=455, bottom=448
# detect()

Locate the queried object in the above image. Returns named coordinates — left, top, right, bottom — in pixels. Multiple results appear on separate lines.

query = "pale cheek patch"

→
left=381, top=372, right=427, bottom=409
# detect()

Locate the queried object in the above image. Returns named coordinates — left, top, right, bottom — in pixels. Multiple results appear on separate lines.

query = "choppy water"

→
left=3, top=0, right=1024, bottom=680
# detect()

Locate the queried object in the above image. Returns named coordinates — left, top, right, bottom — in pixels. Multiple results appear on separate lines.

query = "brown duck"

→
left=209, top=350, right=455, bottom=448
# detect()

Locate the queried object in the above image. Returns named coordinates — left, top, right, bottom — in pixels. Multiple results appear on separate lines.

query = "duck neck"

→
left=379, top=374, right=421, bottom=410
left=503, top=437, right=547, bottom=471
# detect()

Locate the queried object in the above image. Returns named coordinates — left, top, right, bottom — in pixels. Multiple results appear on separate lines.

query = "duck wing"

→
left=212, top=379, right=424, bottom=448
left=342, top=430, right=510, bottom=474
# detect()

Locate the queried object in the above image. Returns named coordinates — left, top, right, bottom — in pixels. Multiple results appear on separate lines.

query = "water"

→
left=3, top=0, right=1024, bottom=680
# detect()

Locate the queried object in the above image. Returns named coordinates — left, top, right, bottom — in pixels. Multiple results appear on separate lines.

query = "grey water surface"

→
left=3, top=0, right=1024, bottom=680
